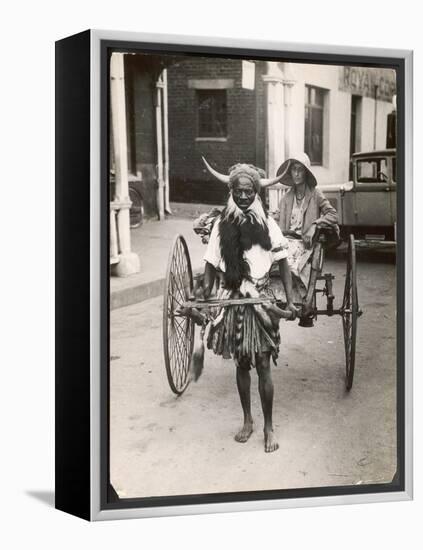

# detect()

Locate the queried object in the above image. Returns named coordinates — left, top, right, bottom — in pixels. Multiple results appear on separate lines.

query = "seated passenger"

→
left=273, top=152, right=339, bottom=299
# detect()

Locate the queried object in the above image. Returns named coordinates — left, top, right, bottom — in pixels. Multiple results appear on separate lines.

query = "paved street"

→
left=110, top=248, right=397, bottom=499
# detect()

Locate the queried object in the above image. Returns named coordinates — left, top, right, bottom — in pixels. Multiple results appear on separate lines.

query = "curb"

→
left=110, top=266, right=203, bottom=310
left=110, top=278, right=166, bottom=310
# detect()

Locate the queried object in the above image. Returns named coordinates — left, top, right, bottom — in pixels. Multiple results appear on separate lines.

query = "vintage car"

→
left=321, top=149, right=396, bottom=242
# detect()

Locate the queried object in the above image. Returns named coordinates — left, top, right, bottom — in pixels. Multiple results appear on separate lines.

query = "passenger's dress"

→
left=285, top=196, right=313, bottom=289
left=270, top=196, right=313, bottom=303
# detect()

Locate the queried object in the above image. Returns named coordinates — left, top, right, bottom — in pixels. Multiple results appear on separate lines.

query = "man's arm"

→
left=203, top=261, right=216, bottom=300
left=278, top=258, right=297, bottom=320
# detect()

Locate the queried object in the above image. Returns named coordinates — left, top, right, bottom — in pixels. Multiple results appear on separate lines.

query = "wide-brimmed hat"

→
left=276, top=152, right=317, bottom=188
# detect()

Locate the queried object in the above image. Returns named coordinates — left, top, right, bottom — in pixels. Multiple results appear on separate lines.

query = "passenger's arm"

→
left=315, top=189, right=338, bottom=226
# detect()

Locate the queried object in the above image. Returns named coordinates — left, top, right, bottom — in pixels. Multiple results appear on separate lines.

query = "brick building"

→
left=167, top=57, right=267, bottom=204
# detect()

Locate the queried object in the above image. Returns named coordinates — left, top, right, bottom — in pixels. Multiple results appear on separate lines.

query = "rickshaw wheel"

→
left=342, top=234, right=359, bottom=391
left=163, top=235, right=194, bottom=395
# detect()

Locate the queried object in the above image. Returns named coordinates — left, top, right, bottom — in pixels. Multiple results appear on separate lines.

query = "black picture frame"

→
left=55, top=29, right=413, bottom=521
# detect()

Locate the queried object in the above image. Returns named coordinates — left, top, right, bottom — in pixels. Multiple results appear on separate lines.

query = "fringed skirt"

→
left=206, top=281, right=280, bottom=368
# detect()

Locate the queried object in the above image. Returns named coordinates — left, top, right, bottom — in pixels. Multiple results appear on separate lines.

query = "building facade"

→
left=167, top=59, right=396, bottom=204
left=111, top=54, right=397, bottom=221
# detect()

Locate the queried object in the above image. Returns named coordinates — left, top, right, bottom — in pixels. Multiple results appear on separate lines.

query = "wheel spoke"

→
left=341, top=235, right=358, bottom=389
left=168, top=314, right=192, bottom=390
left=170, top=324, right=185, bottom=367
left=163, top=235, right=194, bottom=394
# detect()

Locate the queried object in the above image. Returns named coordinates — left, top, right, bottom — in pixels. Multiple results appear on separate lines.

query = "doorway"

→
left=349, top=95, right=362, bottom=178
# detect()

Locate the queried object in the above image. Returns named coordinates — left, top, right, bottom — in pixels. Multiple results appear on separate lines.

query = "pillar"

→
left=155, top=73, right=165, bottom=221
left=162, top=69, right=172, bottom=214
left=282, top=62, right=296, bottom=160
left=262, top=61, right=286, bottom=178
left=110, top=52, right=140, bottom=277
left=263, top=62, right=286, bottom=214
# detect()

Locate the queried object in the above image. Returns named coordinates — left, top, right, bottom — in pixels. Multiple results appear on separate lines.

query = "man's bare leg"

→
left=256, top=353, right=279, bottom=453
left=235, top=364, right=254, bottom=442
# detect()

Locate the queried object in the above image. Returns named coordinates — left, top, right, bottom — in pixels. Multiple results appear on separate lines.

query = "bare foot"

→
left=234, top=421, right=253, bottom=443
left=264, top=430, right=279, bottom=453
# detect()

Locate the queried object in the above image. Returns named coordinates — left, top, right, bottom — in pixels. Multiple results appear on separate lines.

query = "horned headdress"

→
left=202, top=156, right=288, bottom=192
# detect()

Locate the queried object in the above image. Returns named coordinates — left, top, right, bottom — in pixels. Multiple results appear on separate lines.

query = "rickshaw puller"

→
left=200, top=160, right=298, bottom=453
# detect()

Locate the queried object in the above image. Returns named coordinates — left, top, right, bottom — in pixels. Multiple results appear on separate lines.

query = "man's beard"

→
left=219, top=194, right=272, bottom=290
left=222, top=194, right=268, bottom=228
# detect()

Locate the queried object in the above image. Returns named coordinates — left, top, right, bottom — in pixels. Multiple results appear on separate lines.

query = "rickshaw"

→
left=163, top=227, right=362, bottom=396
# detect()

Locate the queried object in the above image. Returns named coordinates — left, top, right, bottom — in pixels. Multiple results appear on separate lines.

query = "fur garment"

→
left=219, top=195, right=271, bottom=291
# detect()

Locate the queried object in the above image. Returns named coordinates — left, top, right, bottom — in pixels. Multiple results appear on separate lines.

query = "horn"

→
left=202, top=156, right=230, bottom=184
left=259, top=164, right=290, bottom=188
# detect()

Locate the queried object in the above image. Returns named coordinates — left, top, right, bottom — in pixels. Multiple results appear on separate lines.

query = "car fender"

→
left=317, top=182, right=354, bottom=226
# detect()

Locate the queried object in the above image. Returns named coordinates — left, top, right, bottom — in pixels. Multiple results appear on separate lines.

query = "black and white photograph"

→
left=2, top=0, right=422, bottom=542
left=3, top=0, right=421, bottom=544
left=108, top=48, right=401, bottom=502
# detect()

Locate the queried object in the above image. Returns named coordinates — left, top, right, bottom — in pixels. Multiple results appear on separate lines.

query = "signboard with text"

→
left=242, top=60, right=255, bottom=90
left=339, top=67, right=396, bottom=102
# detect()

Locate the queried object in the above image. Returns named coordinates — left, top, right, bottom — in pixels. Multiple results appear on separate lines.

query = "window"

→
left=391, top=157, right=396, bottom=184
left=304, top=85, right=326, bottom=165
left=197, top=90, right=227, bottom=138
left=386, top=111, right=396, bottom=148
left=356, top=158, right=389, bottom=184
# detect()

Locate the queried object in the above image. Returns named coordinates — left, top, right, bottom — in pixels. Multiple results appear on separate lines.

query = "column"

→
left=110, top=52, right=140, bottom=277
left=155, top=73, right=165, bottom=220
left=282, top=62, right=296, bottom=160
left=162, top=68, right=172, bottom=214
left=262, top=62, right=285, bottom=214
left=262, top=61, right=285, bottom=178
